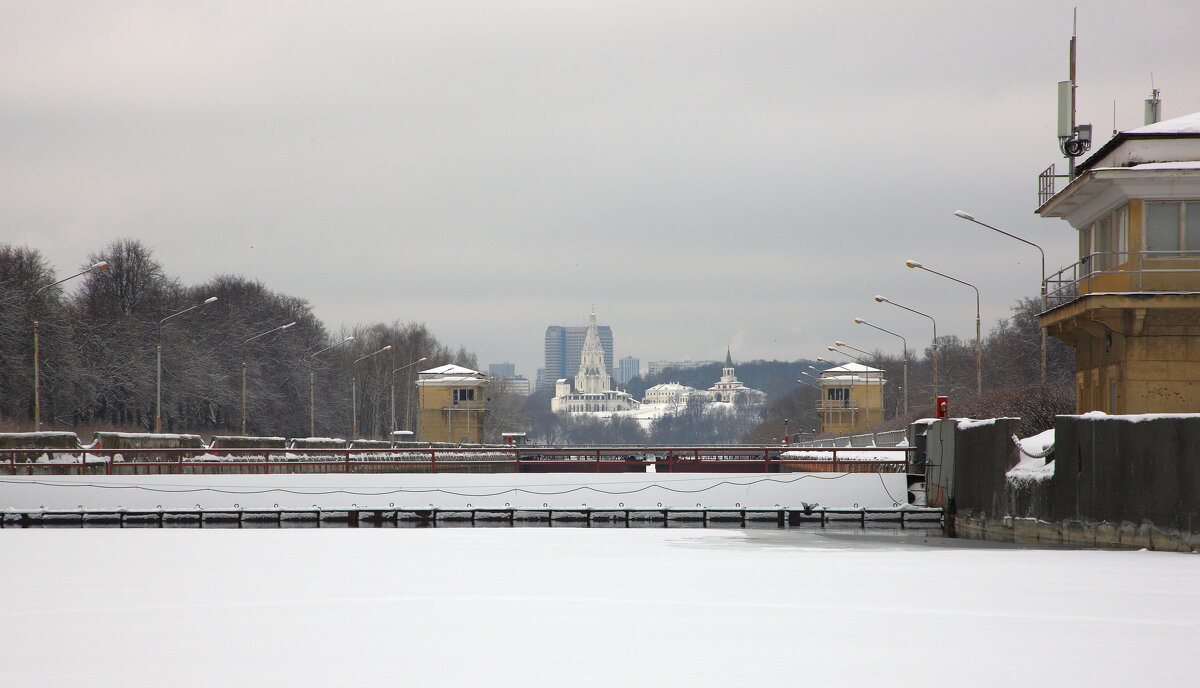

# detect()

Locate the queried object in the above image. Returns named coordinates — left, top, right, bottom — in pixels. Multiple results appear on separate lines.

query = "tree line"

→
left=0, top=239, right=477, bottom=439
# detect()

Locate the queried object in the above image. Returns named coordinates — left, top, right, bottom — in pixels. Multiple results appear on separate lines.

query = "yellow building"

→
left=1038, top=111, right=1200, bottom=413
left=816, top=363, right=886, bottom=436
left=415, top=365, right=488, bottom=444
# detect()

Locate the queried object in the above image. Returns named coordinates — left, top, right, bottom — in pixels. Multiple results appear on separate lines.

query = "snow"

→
left=1008, top=428, right=1056, bottom=483
left=823, top=362, right=882, bottom=373
left=780, top=448, right=907, bottom=462
left=0, top=528, right=1196, bottom=687
left=0, top=472, right=909, bottom=511
left=419, top=364, right=480, bottom=375
left=955, top=417, right=1016, bottom=429
left=1125, top=110, right=1200, bottom=135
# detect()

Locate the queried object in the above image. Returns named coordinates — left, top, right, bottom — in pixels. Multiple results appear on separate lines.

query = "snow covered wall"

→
left=0, top=472, right=908, bottom=512
left=915, top=414, right=1200, bottom=551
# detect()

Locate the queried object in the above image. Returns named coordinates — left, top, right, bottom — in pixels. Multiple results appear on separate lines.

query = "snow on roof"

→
left=1124, top=111, right=1200, bottom=136
left=823, top=363, right=882, bottom=374
left=419, top=364, right=481, bottom=376
left=646, top=382, right=696, bottom=391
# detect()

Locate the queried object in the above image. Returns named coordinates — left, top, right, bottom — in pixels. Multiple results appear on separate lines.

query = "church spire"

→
left=575, top=307, right=611, bottom=394
left=725, top=347, right=734, bottom=368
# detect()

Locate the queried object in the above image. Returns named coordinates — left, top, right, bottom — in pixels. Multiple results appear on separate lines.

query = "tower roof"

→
left=725, top=347, right=733, bottom=367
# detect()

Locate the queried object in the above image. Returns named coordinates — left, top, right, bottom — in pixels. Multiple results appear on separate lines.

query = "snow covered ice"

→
left=0, top=528, right=1196, bottom=687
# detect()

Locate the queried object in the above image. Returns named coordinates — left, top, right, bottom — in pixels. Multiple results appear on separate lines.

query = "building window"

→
left=453, top=388, right=475, bottom=403
left=827, top=387, right=850, bottom=407
left=1145, top=201, right=1200, bottom=254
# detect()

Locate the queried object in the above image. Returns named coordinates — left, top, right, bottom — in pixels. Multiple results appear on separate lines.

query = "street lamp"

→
left=241, top=321, right=296, bottom=435
left=954, top=210, right=1047, bottom=384
left=834, top=340, right=876, bottom=361
left=876, top=295, right=939, bottom=397
left=855, top=317, right=908, bottom=416
left=906, top=260, right=982, bottom=396
left=156, top=296, right=218, bottom=432
left=30, top=260, right=108, bottom=431
left=825, top=343, right=864, bottom=365
left=352, top=345, right=392, bottom=439
left=390, top=356, right=428, bottom=437
left=307, top=336, right=354, bottom=437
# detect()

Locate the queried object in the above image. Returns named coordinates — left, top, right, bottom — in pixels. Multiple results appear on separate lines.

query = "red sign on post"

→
left=935, top=396, right=949, bottom=419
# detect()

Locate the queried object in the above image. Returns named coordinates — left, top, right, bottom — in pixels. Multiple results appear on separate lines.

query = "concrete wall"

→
left=1052, top=415, right=1200, bottom=534
left=924, top=414, right=1200, bottom=551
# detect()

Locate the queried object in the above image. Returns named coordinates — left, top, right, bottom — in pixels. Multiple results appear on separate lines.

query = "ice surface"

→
left=0, top=528, right=1195, bottom=687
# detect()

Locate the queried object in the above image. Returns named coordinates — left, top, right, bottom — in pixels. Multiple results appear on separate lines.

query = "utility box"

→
left=935, top=396, right=949, bottom=419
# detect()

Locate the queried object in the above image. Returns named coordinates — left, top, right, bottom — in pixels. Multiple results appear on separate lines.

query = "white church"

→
left=550, top=309, right=641, bottom=414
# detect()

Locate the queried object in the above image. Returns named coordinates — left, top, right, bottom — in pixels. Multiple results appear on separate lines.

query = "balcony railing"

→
left=815, top=400, right=858, bottom=411
left=1044, top=250, right=1200, bottom=308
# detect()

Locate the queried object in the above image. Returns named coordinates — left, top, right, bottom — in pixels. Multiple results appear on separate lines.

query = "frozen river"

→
left=1, top=527, right=1196, bottom=687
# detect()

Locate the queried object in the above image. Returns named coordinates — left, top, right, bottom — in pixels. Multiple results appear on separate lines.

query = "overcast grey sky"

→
left=6, top=1, right=1200, bottom=380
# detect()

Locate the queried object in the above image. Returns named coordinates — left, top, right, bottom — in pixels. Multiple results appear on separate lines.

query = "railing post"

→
left=345, top=449, right=351, bottom=473
left=763, top=448, right=769, bottom=473
left=595, top=449, right=600, bottom=473
left=431, top=450, right=437, bottom=474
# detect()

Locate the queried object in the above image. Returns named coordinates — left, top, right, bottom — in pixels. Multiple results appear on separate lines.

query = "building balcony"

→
left=816, top=400, right=859, bottom=411
left=1045, top=251, right=1200, bottom=309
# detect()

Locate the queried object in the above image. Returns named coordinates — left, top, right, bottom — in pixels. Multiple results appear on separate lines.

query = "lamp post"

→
left=30, top=260, right=108, bottom=431
left=834, top=340, right=876, bottom=362
left=390, top=356, right=428, bottom=437
left=241, top=321, right=297, bottom=435
left=352, top=345, right=392, bottom=439
left=876, top=295, right=938, bottom=397
left=307, top=336, right=354, bottom=437
left=156, top=296, right=218, bottom=432
left=827, top=345, right=866, bottom=364
left=954, top=210, right=1047, bottom=384
left=906, top=260, right=982, bottom=396
left=855, top=317, right=908, bottom=416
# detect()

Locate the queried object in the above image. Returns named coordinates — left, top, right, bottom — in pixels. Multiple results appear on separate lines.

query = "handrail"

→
left=1045, top=250, right=1200, bottom=307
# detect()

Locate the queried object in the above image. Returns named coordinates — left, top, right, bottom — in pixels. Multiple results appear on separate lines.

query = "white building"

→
left=706, top=350, right=766, bottom=404
left=551, top=309, right=640, bottom=414
left=643, top=382, right=699, bottom=405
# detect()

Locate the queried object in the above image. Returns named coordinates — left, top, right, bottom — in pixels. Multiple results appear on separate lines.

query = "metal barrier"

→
left=794, top=429, right=907, bottom=449
left=1, top=445, right=914, bottom=475
left=1045, top=250, right=1200, bottom=308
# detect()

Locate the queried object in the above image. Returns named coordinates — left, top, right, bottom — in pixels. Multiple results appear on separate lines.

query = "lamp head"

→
left=203, top=296, right=218, bottom=304
left=816, top=356, right=828, bottom=363
left=905, top=260, right=922, bottom=269
left=282, top=321, right=297, bottom=329
left=343, top=336, right=355, bottom=342
left=382, top=345, right=393, bottom=351
left=418, top=357, right=428, bottom=362
left=92, top=261, right=109, bottom=270
left=874, top=295, right=888, bottom=303
left=854, top=317, right=865, bottom=324
left=835, top=340, right=846, bottom=347
left=953, top=210, right=975, bottom=221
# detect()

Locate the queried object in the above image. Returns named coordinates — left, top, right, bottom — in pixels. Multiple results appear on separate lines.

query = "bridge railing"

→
left=0, top=445, right=914, bottom=476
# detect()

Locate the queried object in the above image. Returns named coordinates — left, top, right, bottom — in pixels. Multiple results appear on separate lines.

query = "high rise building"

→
left=488, top=362, right=516, bottom=378
left=617, top=356, right=640, bottom=385
left=542, top=319, right=614, bottom=388
left=551, top=309, right=638, bottom=414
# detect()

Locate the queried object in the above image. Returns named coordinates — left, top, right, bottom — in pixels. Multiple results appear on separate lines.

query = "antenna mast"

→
left=1057, top=8, right=1091, bottom=180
